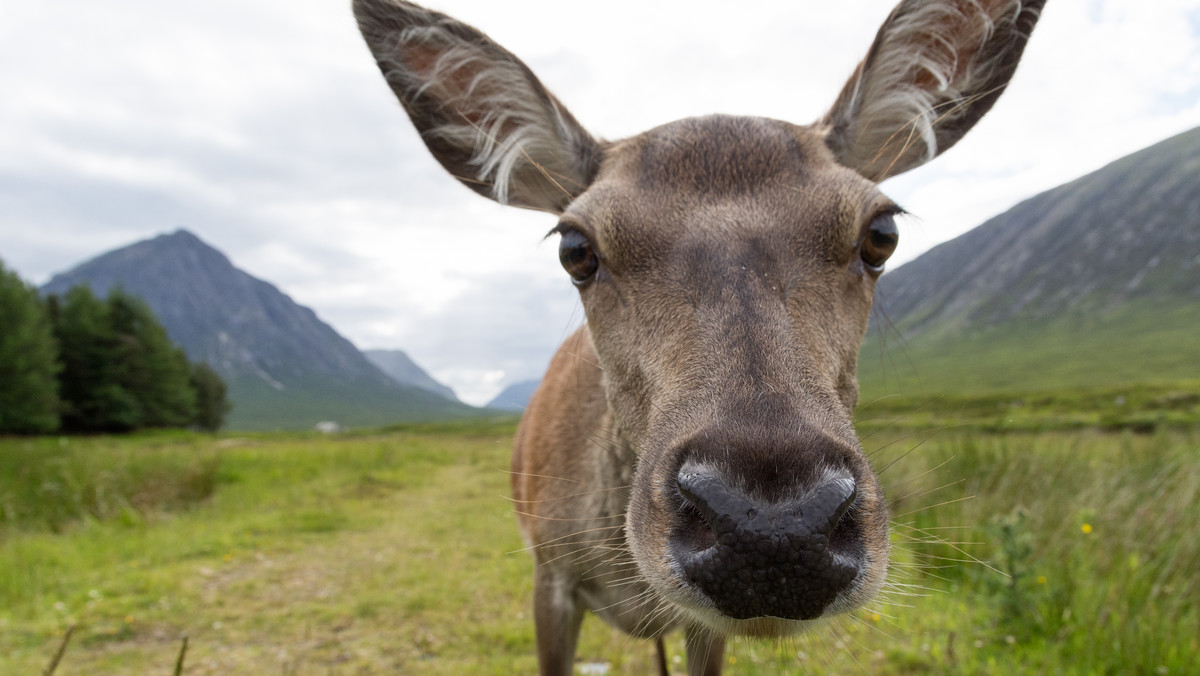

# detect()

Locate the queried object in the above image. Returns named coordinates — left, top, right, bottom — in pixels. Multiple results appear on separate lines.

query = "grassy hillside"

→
left=858, top=301, right=1200, bottom=404
left=225, top=376, right=488, bottom=431
left=859, top=128, right=1200, bottom=414
left=873, top=127, right=1200, bottom=337
left=2, top=412, right=1197, bottom=674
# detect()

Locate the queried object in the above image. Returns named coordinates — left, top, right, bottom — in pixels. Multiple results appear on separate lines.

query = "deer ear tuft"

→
left=822, top=0, right=1045, bottom=182
left=353, top=0, right=601, bottom=212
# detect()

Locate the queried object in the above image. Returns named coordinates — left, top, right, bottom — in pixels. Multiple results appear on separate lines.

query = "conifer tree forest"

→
left=0, top=260, right=229, bottom=434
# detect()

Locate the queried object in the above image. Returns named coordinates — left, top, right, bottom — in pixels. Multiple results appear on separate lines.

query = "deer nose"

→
left=674, top=468, right=860, bottom=621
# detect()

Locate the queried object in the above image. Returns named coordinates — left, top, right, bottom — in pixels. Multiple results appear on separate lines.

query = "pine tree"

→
left=189, top=362, right=230, bottom=432
left=53, top=285, right=138, bottom=432
left=0, top=261, right=60, bottom=433
left=106, top=289, right=197, bottom=428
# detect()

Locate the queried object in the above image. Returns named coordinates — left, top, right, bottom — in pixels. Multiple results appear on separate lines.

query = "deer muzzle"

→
left=671, top=463, right=865, bottom=621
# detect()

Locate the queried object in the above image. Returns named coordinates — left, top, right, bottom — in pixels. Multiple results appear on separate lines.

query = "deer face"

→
left=558, top=115, right=893, bottom=632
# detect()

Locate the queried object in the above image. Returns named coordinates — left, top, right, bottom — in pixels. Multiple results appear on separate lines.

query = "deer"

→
left=352, top=0, right=1044, bottom=673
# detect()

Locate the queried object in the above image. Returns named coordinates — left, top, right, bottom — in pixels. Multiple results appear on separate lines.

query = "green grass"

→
left=859, top=302, right=1200, bottom=401
left=223, top=376, right=491, bottom=431
left=854, top=380, right=1200, bottom=434
left=2, top=415, right=1197, bottom=674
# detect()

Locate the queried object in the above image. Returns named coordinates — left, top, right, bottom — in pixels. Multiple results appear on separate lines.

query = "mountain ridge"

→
left=365, top=349, right=459, bottom=402
left=876, top=127, right=1200, bottom=338
left=42, top=230, right=484, bottom=429
left=486, top=379, right=540, bottom=411
left=859, top=126, right=1200, bottom=397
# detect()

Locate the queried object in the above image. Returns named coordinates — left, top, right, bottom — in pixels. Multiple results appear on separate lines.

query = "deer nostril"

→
left=677, top=470, right=754, bottom=539
left=799, top=477, right=857, bottom=538
left=676, top=500, right=717, bottom=552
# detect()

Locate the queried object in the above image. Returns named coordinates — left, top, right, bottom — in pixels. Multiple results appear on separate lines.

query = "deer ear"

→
left=353, top=0, right=601, bottom=213
left=821, top=0, right=1045, bottom=182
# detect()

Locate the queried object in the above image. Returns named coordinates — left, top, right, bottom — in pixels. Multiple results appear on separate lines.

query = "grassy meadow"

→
left=2, top=394, right=1198, bottom=674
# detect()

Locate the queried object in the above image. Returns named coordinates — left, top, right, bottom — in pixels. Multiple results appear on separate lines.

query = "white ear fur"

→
left=823, top=0, right=1045, bottom=181
left=354, top=0, right=600, bottom=212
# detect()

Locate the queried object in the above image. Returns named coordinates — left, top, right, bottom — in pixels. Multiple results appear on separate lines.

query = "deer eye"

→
left=860, top=212, right=899, bottom=272
left=558, top=227, right=599, bottom=284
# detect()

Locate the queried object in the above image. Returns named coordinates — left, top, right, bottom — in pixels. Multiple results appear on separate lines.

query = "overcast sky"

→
left=2, top=0, right=1199, bottom=405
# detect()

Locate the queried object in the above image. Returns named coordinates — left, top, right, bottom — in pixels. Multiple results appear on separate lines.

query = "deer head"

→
left=353, top=0, right=1044, bottom=664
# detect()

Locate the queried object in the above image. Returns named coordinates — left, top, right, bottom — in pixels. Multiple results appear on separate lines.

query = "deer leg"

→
left=533, top=569, right=584, bottom=676
left=685, top=624, right=725, bottom=676
left=654, top=637, right=669, bottom=676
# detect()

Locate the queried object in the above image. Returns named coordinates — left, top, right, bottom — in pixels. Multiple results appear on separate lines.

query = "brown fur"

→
left=352, top=1, right=1045, bottom=673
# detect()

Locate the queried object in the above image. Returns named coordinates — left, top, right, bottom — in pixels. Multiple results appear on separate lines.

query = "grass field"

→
left=2, top=398, right=1198, bottom=674
left=857, top=303, right=1200, bottom=403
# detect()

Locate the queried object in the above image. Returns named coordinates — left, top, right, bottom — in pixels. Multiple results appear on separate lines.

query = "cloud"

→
left=355, top=270, right=584, bottom=405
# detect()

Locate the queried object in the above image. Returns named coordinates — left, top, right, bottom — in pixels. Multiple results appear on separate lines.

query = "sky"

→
left=2, top=0, right=1199, bottom=405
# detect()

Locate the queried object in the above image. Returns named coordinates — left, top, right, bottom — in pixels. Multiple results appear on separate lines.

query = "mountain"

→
left=486, top=380, right=540, bottom=411
left=41, top=230, right=484, bottom=429
left=364, top=349, right=458, bottom=401
left=859, top=127, right=1200, bottom=397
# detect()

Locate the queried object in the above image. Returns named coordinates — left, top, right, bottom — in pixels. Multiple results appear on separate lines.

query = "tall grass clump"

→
left=0, top=433, right=221, bottom=533
left=876, top=428, right=1200, bottom=674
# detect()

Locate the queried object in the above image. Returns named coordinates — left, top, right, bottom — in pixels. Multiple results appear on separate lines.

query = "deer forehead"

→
left=564, top=115, right=890, bottom=272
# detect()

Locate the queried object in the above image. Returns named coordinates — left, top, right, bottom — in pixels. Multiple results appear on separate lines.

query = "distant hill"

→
left=42, top=230, right=484, bottom=429
left=364, top=349, right=458, bottom=401
left=486, top=380, right=540, bottom=411
left=860, top=126, right=1200, bottom=397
